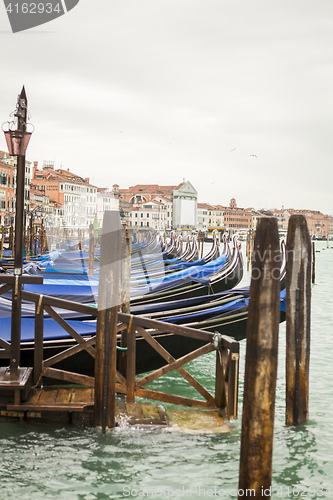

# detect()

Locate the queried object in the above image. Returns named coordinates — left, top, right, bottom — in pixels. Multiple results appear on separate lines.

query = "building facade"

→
left=96, top=188, right=119, bottom=227
left=0, top=150, right=31, bottom=227
left=118, top=180, right=197, bottom=230
left=129, top=200, right=169, bottom=229
left=32, top=161, right=97, bottom=230
left=288, top=209, right=329, bottom=238
left=172, top=181, right=197, bottom=229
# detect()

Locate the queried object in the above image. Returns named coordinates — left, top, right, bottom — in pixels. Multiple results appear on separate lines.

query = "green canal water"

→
left=0, top=241, right=332, bottom=499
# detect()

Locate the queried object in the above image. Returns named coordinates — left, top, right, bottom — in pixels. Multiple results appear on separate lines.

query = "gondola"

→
left=130, top=235, right=243, bottom=306
left=0, top=289, right=286, bottom=376
left=0, top=239, right=286, bottom=376
left=1, top=233, right=239, bottom=306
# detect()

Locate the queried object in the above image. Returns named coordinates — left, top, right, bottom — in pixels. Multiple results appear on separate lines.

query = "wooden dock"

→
left=1, top=386, right=167, bottom=426
left=0, top=212, right=239, bottom=433
left=0, top=385, right=230, bottom=433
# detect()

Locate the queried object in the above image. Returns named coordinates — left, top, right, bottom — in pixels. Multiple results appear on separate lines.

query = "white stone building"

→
left=96, top=188, right=119, bottom=227
left=172, top=181, right=198, bottom=229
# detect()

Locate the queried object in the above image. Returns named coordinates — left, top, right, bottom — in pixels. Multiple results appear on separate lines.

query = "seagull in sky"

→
left=250, top=154, right=257, bottom=158
left=230, top=148, right=237, bottom=152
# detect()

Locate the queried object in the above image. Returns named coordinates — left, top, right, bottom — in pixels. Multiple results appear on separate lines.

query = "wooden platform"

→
left=3, top=386, right=168, bottom=426
left=1, top=386, right=230, bottom=432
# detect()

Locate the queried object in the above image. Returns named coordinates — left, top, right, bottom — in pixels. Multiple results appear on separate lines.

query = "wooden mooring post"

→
left=238, top=217, right=280, bottom=499
left=0, top=226, right=4, bottom=258
left=94, top=211, right=123, bottom=431
left=312, top=241, right=315, bottom=284
left=246, top=229, right=254, bottom=272
left=88, top=223, right=95, bottom=276
left=119, top=228, right=131, bottom=379
left=285, top=215, right=311, bottom=426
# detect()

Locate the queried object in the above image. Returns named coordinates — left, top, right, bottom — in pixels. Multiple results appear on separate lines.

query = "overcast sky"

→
left=1, top=0, right=333, bottom=214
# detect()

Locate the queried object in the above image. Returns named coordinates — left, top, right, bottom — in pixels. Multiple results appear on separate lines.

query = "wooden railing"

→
left=116, top=312, right=239, bottom=419
left=21, top=291, right=98, bottom=387
left=0, top=290, right=239, bottom=419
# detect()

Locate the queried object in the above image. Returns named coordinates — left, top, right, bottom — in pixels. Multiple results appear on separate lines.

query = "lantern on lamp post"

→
left=1, top=87, right=34, bottom=378
left=2, top=86, right=34, bottom=274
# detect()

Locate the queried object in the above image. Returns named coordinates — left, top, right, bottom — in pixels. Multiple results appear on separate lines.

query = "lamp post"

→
left=2, top=87, right=34, bottom=377
left=3, top=87, right=33, bottom=274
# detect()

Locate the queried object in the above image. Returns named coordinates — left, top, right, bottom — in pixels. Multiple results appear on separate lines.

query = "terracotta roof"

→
left=198, top=203, right=215, bottom=210
left=34, top=168, right=97, bottom=187
left=152, top=195, right=172, bottom=203
left=118, top=183, right=184, bottom=196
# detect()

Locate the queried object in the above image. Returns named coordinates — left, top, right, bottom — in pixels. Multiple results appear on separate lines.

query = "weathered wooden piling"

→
left=0, top=226, right=4, bottom=258
left=88, top=223, right=95, bottom=276
left=119, top=228, right=131, bottom=378
left=312, top=241, right=315, bottom=284
left=238, top=217, right=280, bottom=499
left=9, top=224, right=14, bottom=257
left=285, top=215, right=311, bottom=426
left=94, top=211, right=123, bottom=431
left=199, top=231, right=204, bottom=258
left=246, top=229, right=254, bottom=272
left=246, top=229, right=250, bottom=271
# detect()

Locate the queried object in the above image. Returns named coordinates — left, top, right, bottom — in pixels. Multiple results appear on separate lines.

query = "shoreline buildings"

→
left=0, top=150, right=330, bottom=238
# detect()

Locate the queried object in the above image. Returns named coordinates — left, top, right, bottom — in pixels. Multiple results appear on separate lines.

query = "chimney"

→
left=33, top=161, right=38, bottom=178
left=85, top=178, right=90, bottom=184
left=67, top=168, right=70, bottom=172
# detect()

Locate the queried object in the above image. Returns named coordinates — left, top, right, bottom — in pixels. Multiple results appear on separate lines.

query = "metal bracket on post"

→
left=212, top=332, right=222, bottom=350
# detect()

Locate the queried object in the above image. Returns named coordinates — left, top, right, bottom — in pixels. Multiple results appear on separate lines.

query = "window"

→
left=141, top=213, right=143, bottom=218
left=147, top=213, right=149, bottom=218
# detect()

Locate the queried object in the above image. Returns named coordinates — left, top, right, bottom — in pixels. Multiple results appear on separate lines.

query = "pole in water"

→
left=94, top=210, right=123, bottom=431
left=285, top=214, right=311, bottom=426
left=312, top=241, right=315, bottom=284
left=238, top=217, right=280, bottom=499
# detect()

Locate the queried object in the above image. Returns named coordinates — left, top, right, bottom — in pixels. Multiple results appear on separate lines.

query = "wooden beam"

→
left=94, top=211, right=123, bottom=431
left=42, top=367, right=94, bottom=386
left=285, top=214, right=311, bottom=426
left=215, top=348, right=227, bottom=410
left=238, top=217, right=280, bottom=497
left=21, top=291, right=97, bottom=316
left=33, top=297, right=44, bottom=385
left=136, top=342, right=214, bottom=388
left=136, top=388, right=212, bottom=408
left=88, top=224, right=95, bottom=276
left=44, top=305, right=96, bottom=358
left=118, top=312, right=215, bottom=343
left=126, top=317, right=136, bottom=403
left=43, top=337, right=96, bottom=368
left=137, top=326, right=215, bottom=405
left=0, top=284, right=12, bottom=297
